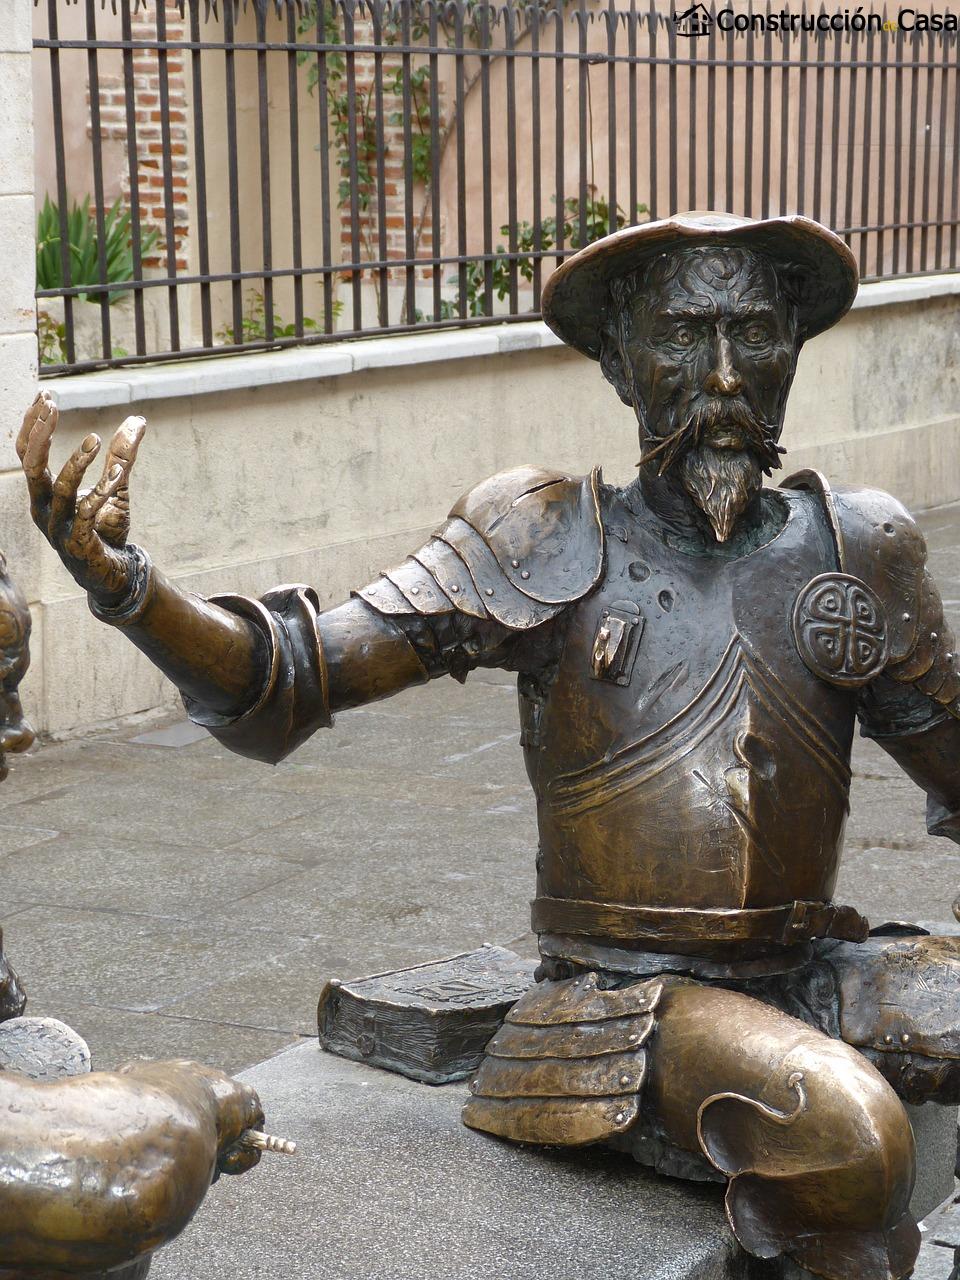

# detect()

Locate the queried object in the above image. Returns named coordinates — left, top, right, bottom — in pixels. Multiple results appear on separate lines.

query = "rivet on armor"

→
left=628, top=1033, right=639, bottom=1043
left=619, top=1075, right=631, bottom=1087
left=901, top=1033, right=911, bottom=1045
left=883, top=1034, right=894, bottom=1045
left=931, top=632, right=938, bottom=642
left=485, top=588, right=494, bottom=597
left=614, top=1112, right=626, bottom=1124
left=903, top=612, right=911, bottom=622
left=410, top=586, right=419, bottom=596
left=521, top=570, right=530, bottom=580
left=511, top=559, right=520, bottom=568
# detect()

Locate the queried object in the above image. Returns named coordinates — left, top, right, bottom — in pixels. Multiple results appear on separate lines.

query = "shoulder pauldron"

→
left=783, top=469, right=960, bottom=716
left=355, top=465, right=605, bottom=631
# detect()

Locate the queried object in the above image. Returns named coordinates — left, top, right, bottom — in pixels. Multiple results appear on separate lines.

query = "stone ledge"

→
left=43, top=270, right=960, bottom=413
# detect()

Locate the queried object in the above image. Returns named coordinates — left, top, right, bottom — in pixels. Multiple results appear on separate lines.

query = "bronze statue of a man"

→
left=20, top=212, right=960, bottom=1280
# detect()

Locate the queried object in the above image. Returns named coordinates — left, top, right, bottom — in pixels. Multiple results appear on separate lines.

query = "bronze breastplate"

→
left=528, top=487, right=857, bottom=924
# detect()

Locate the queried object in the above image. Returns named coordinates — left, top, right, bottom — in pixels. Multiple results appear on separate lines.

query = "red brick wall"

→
left=91, top=2, right=189, bottom=272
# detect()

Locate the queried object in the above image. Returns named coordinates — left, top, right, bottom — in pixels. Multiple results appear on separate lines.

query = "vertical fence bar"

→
left=934, top=33, right=949, bottom=269
left=428, top=0, right=442, bottom=320
left=607, top=0, right=618, bottom=228
left=47, top=0, right=76, bottom=365
left=531, top=1, right=543, bottom=307
left=628, top=0, right=638, bottom=222
left=829, top=21, right=842, bottom=230
left=760, top=11, right=772, bottom=218
left=906, top=30, right=921, bottom=272
left=189, top=0, right=212, bottom=347
left=859, top=22, right=874, bottom=276
left=706, top=0, right=716, bottom=210
left=285, top=2, right=304, bottom=336
left=687, top=16, right=696, bottom=209
left=778, top=24, right=790, bottom=217
left=667, top=7, right=677, bottom=216
left=875, top=13, right=888, bottom=276
left=919, top=29, right=935, bottom=272
left=84, top=0, right=112, bottom=358
left=400, top=0, right=418, bottom=323
left=341, top=0, right=363, bottom=328
left=725, top=8, right=734, bottom=210
left=576, top=0, right=589, bottom=244
left=505, top=0, right=519, bottom=312
left=454, top=1, right=468, bottom=317
left=893, top=23, right=904, bottom=273
left=555, top=3, right=567, bottom=259
left=223, top=0, right=244, bottom=342
left=120, top=0, right=147, bottom=356
left=812, top=17, right=826, bottom=222
left=370, top=0, right=389, bottom=327
left=844, top=27, right=859, bottom=249
left=479, top=1, right=494, bottom=313
left=743, top=19, right=754, bottom=214
left=797, top=18, right=808, bottom=217
left=155, top=0, right=182, bottom=350
left=648, top=0, right=658, bottom=220
left=951, top=32, right=960, bottom=269
left=316, top=0, right=335, bottom=334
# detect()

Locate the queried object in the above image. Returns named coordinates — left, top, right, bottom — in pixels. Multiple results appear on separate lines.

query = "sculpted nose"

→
left=704, top=335, right=743, bottom=397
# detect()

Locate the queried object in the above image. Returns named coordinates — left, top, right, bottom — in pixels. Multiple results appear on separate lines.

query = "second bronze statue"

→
left=20, top=211, right=960, bottom=1280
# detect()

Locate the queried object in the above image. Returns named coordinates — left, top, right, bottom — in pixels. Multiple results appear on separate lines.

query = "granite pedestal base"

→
left=148, top=1041, right=958, bottom=1280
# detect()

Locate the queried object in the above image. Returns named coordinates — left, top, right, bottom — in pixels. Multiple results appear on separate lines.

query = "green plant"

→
left=215, top=290, right=342, bottom=345
left=37, top=309, right=67, bottom=365
left=447, top=192, right=649, bottom=317
left=36, top=194, right=158, bottom=304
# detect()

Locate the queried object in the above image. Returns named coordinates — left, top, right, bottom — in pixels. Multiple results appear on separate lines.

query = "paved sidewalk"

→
left=1, top=502, right=960, bottom=1075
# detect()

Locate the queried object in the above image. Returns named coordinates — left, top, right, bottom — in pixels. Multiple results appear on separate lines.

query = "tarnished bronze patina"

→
left=20, top=211, right=960, bottom=1279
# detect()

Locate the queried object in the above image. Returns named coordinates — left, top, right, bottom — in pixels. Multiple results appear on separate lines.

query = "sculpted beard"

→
left=641, top=396, right=783, bottom=543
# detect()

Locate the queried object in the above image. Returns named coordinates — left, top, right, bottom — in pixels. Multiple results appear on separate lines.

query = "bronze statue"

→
left=19, top=211, right=960, bottom=1280
left=0, top=556, right=274, bottom=1278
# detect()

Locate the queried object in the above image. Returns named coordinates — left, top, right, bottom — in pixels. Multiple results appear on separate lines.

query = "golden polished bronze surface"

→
left=19, top=213, right=960, bottom=1279
left=0, top=1060, right=263, bottom=1276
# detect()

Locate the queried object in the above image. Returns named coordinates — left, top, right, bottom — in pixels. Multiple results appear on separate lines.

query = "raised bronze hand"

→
left=17, top=390, right=145, bottom=606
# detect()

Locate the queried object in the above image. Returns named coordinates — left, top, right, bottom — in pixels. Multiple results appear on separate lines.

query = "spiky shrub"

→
left=36, top=194, right=159, bottom=305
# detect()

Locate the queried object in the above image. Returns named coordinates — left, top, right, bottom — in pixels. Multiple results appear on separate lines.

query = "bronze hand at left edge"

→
left=0, top=1060, right=264, bottom=1275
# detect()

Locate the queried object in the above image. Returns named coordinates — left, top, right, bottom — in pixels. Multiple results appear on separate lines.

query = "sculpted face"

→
left=605, top=246, right=801, bottom=541
left=0, top=557, right=34, bottom=782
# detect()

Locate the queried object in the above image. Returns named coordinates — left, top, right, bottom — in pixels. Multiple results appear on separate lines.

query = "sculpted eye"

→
left=743, top=322, right=770, bottom=344
left=673, top=325, right=695, bottom=348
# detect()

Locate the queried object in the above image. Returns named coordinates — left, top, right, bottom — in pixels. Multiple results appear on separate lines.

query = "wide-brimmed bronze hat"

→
left=541, top=211, right=859, bottom=359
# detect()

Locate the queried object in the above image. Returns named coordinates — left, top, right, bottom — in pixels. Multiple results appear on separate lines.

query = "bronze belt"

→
left=530, top=897, right=870, bottom=946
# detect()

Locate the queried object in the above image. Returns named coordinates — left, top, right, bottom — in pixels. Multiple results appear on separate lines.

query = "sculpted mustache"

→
left=638, top=398, right=786, bottom=477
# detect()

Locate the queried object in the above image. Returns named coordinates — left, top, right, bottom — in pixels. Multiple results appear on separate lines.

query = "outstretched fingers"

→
left=18, top=392, right=59, bottom=523
left=95, top=415, right=145, bottom=548
left=49, top=434, right=101, bottom=543
left=68, top=462, right=125, bottom=559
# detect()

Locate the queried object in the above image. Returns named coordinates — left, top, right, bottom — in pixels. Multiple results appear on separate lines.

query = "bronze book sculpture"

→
left=19, top=211, right=960, bottom=1280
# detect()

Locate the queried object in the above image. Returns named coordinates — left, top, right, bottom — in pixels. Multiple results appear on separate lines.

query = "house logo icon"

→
left=673, top=3, right=713, bottom=36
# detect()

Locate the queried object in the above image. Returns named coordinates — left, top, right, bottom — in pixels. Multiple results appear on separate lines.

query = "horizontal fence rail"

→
left=34, top=0, right=960, bottom=373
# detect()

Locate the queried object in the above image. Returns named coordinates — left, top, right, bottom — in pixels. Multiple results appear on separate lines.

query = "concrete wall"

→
left=2, top=278, right=957, bottom=738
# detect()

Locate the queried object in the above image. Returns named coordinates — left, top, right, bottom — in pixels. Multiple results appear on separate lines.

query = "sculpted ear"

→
left=598, top=315, right=634, bottom=408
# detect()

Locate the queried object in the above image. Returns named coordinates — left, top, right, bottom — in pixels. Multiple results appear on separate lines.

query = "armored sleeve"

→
left=184, top=465, right=604, bottom=765
left=787, top=473, right=960, bottom=842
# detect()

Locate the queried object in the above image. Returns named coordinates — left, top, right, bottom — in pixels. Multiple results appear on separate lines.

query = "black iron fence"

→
left=33, top=0, right=960, bottom=373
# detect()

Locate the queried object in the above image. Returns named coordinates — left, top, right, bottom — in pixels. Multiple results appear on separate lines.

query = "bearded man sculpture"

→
left=20, top=212, right=960, bottom=1280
